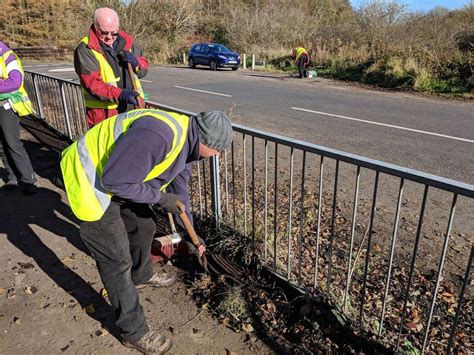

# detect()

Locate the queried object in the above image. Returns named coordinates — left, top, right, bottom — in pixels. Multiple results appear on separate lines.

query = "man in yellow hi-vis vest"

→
left=292, top=47, right=310, bottom=79
left=60, top=108, right=232, bottom=353
left=74, top=7, right=149, bottom=127
left=0, top=40, right=37, bottom=195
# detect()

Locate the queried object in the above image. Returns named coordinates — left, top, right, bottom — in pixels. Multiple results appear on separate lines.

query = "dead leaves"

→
left=10, top=316, right=21, bottom=327
left=440, top=291, right=455, bottom=304
left=83, top=304, right=95, bottom=315
left=265, top=300, right=276, bottom=314
left=405, top=320, right=423, bottom=333
left=242, top=323, right=254, bottom=332
left=188, top=175, right=472, bottom=353
left=94, top=328, right=109, bottom=337
left=24, top=286, right=38, bottom=295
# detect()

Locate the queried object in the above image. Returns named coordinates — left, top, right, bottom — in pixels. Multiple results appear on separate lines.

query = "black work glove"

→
left=158, top=192, right=183, bottom=214
left=118, top=50, right=139, bottom=68
left=119, top=89, right=139, bottom=105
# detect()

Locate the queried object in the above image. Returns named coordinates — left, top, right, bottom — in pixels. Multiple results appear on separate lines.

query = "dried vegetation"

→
left=0, top=0, right=471, bottom=95
left=186, top=158, right=472, bottom=353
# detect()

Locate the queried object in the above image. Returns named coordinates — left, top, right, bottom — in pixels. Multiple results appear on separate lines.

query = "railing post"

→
left=32, top=73, right=44, bottom=119
left=59, top=81, right=73, bottom=139
left=252, top=54, right=255, bottom=70
left=243, top=54, right=246, bottom=69
left=210, top=155, right=221, bottom=226
left=183, top=53, right=186, bottom=65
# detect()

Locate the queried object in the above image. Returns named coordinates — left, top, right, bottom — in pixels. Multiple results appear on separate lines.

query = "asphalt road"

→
left=24, top=63, right=474, bottom=184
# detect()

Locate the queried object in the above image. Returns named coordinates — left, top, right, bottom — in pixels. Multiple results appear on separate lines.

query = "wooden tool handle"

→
left=176, top=202, right=209, bottom=272
left=127, top=62, right=145, bottom=109
left=179, top=210, right=201, bottom=248
left=176, top=200, right=202, bottom=248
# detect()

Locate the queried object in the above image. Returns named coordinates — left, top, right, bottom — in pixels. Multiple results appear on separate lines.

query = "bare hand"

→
left=197, top=245, right=206, bottom=257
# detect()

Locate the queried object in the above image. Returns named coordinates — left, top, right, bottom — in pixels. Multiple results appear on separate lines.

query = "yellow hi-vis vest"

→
left=78, top=36, right=145, bottom=109
left=294, top=47, right=308, bottom=63
left=0, top=50, right=34, bottom=116
left=60, top=109, right=190, bottom=221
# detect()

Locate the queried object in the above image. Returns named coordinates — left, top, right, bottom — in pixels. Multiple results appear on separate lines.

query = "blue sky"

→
left=349, top=0, right=471, bottom=12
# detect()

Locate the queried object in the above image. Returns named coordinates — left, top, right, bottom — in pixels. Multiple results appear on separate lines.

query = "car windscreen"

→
left=209, top=44, right=230, bottom=53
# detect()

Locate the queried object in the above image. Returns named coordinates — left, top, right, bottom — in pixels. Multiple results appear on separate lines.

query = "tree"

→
left=355, top=0, right=407, bottom=53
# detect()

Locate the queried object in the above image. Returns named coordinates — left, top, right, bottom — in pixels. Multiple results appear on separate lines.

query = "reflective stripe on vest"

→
left=0, top=50, right=34, bottom=116
left=61, top=109, right=189, bottom=221
left=76, top=136, right=111, bottom=213
left=78, top=37, right=145, bottom=109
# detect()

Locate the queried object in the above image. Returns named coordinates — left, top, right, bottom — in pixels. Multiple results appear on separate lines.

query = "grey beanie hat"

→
left=195, top=111, right=233, bottom=150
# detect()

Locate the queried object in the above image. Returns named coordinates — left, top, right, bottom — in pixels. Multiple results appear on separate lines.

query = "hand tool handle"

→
left=167, top=212, right=177, bottom=234
left=127, top=62, right=145, bottom=109
left=178, top=209, right=202, bottom=248
left=177, top=202, right=208, bottom=272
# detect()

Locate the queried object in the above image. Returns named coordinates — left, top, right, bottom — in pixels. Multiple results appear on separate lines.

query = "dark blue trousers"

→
left=0, top=108, right=36, bottom=185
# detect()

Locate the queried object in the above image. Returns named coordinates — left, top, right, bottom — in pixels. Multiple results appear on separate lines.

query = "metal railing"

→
left=212, top=125, right=473, bottom=354
left=24, top=70, right=473, bottom=354
left=24, top=71, right=87, bottom=140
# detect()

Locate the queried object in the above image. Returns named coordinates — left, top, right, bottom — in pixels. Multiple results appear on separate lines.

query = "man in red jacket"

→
left=74, top=7, right=149, bottom=127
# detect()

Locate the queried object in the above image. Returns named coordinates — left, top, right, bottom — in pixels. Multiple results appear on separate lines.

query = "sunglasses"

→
left=99, top=30, right=119, bottom=37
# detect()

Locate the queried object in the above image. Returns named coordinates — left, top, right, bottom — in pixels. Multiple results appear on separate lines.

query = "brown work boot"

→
left=123, top=330, right=172, bottom=354
left=135, top=270, right=176, bottom=289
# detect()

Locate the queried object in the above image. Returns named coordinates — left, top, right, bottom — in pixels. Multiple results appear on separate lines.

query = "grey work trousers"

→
left=79, top=200, right=156, bottom=341
left=0, top=108, right=36, bottom=185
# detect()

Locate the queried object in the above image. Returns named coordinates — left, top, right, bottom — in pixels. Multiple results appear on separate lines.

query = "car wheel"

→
left=209, top=60, right=217, bottom=71
left=232, top=67, right=238, bottom=71
left=188, top=58, right=195, bottom=68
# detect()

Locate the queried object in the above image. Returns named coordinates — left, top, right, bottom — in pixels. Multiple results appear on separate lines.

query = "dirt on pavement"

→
left=0, top=127, right=272, bottom=354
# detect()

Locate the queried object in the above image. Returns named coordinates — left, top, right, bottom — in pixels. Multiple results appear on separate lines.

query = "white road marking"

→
left=140, top=79, right=152, bottom=83
left=292, top=107, right=474, bottom=144
left=48, top=67, right=75, bottom=72
left=36, top=64, right=49, bottom=67
left=175, top=85, right=232, bottom=97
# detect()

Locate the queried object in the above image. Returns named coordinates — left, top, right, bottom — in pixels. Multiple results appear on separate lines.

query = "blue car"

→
left=188, top=43, right=240, bottom=71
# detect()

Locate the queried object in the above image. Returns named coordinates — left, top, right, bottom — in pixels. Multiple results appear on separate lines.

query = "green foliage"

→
left=316, top=54, right=472, bottom=95
left=362, top=57, right=416, bottom=88
left=413, top=69, right=435, bottom=92
left=319, top=62, right=368, bottom=82
left=401, top=339, right=420, bottom=355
